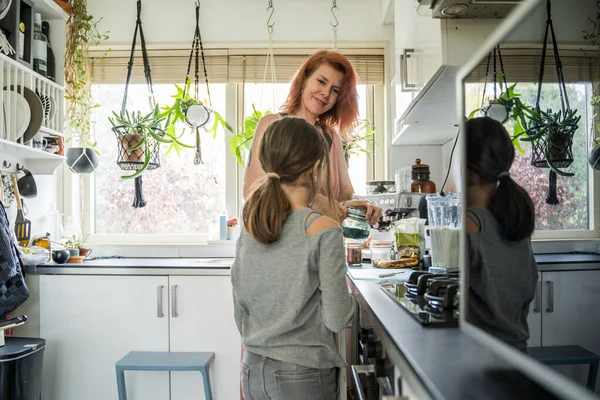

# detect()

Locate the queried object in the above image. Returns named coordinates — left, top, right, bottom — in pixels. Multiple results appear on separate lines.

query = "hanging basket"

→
left=478, top=45, right=513, bottom=125
left=589, top=139, right=600, bottom=170
left=528, top=122, right=577, bottom=170
left=66, top=147, right=99, bottom=174
left=112, top=125, right=163, bottom=172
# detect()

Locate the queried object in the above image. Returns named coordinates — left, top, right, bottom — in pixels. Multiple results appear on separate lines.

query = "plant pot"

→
left=589, top=144, right=600, bottom=170
left=78, top=247, right=92, bottom=259
left=117, top=133, right=145, bottom=163
left=66, top=147, right=99, bottom=174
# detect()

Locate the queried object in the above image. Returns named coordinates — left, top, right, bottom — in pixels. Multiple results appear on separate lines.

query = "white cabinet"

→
left=40, top=275, right=170, bottom=400
left=169, top=276, right=241, bottom=400
left=526, top=270, right=600, bottom=392
left=40, top=274, right=241, bottom=400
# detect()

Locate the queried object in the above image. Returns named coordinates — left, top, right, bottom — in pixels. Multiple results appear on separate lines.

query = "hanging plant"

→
left=583, top=0, right=600, bottom=170
left=229, top=104, right=272, bottom=168
left=343, top=120, right=376, bottom=168
left=523, top=0, right=579, bottom=205
left=64, top=0, right=109, bottom=173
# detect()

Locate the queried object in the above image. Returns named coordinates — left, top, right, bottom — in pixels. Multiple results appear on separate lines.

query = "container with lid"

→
left=411, top=158, right=437, bottom=194
left=345, top=240, right=363, bottom=266
left=341, top=207, right=371, bottom=239
left=370, top=240, right=394, bottom=264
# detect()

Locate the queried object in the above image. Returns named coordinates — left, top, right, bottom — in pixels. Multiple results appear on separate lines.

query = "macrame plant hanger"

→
left=331, top=0, right=339, bottom=50
left=259, top=0, right=277, bottom=113
left=527, top=0, right=578, bottom=205
left=480, top=45, right=511, bottom=124
left=113, top=0, right=161, bottom=208
left=182, top=0, right=212, bottom=165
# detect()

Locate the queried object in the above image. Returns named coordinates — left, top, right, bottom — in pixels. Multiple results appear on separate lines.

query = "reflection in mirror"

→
left=462, top=0, right=600, bottom=395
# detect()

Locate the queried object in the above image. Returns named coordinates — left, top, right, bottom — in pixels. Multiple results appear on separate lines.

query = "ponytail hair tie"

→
left=498, top=171, right=511, bottom=180
left=266, top=172, right=281, bottom=181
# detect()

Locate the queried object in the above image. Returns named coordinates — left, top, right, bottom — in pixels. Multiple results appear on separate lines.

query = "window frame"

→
left=71, top=49, right=387, bottom=247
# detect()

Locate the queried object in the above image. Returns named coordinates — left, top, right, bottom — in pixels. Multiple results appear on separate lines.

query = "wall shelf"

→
left=0, top=138, right=64, bottom=174
left=32, top=0, right=69, bottom=21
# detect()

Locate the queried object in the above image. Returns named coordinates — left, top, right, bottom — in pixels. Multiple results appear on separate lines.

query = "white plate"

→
left=2, top=90, right=30, bottom=141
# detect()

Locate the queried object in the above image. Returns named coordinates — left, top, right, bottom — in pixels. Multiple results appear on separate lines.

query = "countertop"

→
left=24, top=257, right=234, bottom=276
left=349, top=278, right=595, bottom=400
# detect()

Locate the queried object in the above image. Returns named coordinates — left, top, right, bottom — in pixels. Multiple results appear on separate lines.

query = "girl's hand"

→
left=343, top=199, right=382, bottom=225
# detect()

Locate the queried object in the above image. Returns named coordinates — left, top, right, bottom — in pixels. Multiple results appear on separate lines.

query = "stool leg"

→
left=201, top=366, right=213, bottom=400
left=116, top=367, right=128, bottom=400
left=587, top=361, right=598, bottom=391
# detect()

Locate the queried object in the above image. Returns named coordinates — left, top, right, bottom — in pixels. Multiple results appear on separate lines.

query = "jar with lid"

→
left=411, top=158, right=437, bottom=194
left=341, top=207, right=371, bottom=239
left=370, top=240, right=394, bottom=264
left=345, top=240, right=363, bottom=267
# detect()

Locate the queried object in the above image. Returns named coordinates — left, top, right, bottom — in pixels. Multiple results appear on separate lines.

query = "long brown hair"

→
left=243, top=117, right=336, bottom=245
left=466, top=117, right=535, bottom=241
left=282, top=50, right=359, bottom=140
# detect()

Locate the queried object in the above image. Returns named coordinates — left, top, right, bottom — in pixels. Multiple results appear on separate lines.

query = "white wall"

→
left=89, top=0, right=392, bottom=47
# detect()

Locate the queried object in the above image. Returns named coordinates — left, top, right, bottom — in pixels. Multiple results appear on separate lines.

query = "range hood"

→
left=393, top=65, right=460, bottom=146
left=418, top=0, right=522, bottom=19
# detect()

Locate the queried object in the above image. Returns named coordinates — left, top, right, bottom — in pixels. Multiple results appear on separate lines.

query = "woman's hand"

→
left=343, top=199, right=382, bottom=225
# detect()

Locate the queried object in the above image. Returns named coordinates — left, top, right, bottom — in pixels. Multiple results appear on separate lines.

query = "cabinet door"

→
left=541, top=270, right=600, bottom=392
left=527, top=279, right=542, bottom=347
left=40, top=275, right=170, bottom=400
left=169, top=275, right=241, bottom=400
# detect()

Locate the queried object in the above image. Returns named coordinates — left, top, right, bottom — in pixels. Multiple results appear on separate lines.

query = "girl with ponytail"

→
left=465, top=117, right=538, bottom=352
left=232, top=117, right=356, bottom=400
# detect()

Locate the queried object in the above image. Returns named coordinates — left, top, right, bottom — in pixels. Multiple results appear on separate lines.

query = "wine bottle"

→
left=32, top=13, right=47, bottom=77
left=41, top=21, right=55, bottom=81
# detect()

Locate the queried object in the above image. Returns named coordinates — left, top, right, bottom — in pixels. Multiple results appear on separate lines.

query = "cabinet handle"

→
left=546, top=280, right=554, bottom=313
left=533, top=281, right=541, bottom=313
left=171, top=285, right=178, bottom=317
left=401, top=48, right=416, bottom=92
left=157, top=285, right=164, bottom=318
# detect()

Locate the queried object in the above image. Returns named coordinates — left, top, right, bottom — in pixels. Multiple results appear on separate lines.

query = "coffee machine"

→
left=360, top=191, right=429, bottom=230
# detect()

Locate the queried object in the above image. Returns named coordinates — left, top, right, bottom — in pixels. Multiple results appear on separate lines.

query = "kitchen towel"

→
left=0, top=201, right=29, bottom=319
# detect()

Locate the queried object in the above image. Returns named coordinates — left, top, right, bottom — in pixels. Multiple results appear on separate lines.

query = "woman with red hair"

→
left=243, top=49, right=382, bottom=223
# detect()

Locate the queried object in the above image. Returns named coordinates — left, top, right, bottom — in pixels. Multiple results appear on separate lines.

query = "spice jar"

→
left=345, top=240, right=363, bottom=266
left=341, top=207, right=371, bottom=239
left=411, top=158, right=436, bottom=194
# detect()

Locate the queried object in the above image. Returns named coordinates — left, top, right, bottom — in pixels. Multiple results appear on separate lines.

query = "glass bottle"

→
left=18, top=22, right=25, bottom=60
left=410, top=158, right=436, bottom=194
left=41, top=21, right=55, bottom=82
left=32, top=13, right=47, bottom=77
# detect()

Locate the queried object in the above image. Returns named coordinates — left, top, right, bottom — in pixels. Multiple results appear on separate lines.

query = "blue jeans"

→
left=241, top=351, right=339, bottom=400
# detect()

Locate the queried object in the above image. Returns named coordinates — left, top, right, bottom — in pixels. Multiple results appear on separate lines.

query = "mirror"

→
left=458, top=0, right=600, bottom=396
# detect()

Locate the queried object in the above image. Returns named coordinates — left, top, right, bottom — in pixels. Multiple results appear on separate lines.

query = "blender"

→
left=426, top=193, right=461, bottom=273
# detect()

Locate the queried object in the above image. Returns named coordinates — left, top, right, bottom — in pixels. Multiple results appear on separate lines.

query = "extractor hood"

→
left=417, top=0, right=522, bottom=19
left=393, top=65, right=460, bottom=146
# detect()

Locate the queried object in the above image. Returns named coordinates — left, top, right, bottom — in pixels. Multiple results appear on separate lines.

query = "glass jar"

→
left=411, top=158, right=437, bottom=194
left=341, top=207, right=370, bottom=239
left=370, top=240, right=394, bottom=264
left=345, top=240, right=363, bottom=266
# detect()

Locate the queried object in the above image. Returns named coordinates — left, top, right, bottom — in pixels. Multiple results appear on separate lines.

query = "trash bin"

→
left=0, top=316, right=45, bottom=400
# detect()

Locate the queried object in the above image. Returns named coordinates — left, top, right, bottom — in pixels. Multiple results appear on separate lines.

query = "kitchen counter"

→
left=24, top=257, right=234, bottom=276
left=349, top=277, right=596, bottom=400
left=535, top=252, right=600, bottom=271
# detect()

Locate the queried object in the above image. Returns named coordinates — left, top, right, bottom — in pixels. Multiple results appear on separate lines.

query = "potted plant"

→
left=469, top=82, right=534, bottom=155
left=64, top=0, right=108, bottom=173
left=229, top=105, right=272, bottom=167
left=109, top=105, right=186, bottom=180
left=343, top=120, right=376, bottom=168
left=521, top=107, right=580, bottom=177
left=63, top=233, right=92, bottom=259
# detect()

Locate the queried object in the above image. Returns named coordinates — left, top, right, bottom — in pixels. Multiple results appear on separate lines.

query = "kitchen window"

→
left=80, top=48, right=384, bottom=243
left=465, top=81, right=597, bottom=238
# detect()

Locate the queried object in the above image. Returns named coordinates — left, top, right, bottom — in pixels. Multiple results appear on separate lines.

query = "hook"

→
left=330, top=1, right=339, bottom=28
left=2, top=161, right=10, bottom=169
left=16, top=163, right=23, bottom=171
left=266, top=1, right=275, bottom=32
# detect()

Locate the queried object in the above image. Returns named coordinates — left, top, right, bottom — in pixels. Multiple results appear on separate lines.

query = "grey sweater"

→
left=231, top=207, right=357, bottom=369
left=467, top=207, right=538, bottom=351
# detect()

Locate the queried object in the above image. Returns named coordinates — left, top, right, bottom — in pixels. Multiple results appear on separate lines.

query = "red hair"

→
left=282, top=50, right=359, bottom=140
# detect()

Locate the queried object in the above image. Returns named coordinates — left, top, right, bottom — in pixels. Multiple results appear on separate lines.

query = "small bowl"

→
left=67, top=255, right=85, bottom=263
left=52, top=249, right=70, bottom=264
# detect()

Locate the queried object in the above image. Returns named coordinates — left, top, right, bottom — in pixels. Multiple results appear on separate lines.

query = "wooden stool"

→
left=116, top=351, right=215, bottom=400
left=528, top=345, right=599, bottom=391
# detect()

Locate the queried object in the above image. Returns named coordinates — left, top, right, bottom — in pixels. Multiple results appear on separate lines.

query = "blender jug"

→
left=426, top=193, right=461, bottom=273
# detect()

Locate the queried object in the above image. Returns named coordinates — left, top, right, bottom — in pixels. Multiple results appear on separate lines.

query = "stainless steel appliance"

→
left=360, top=192, right=429, bottom=230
